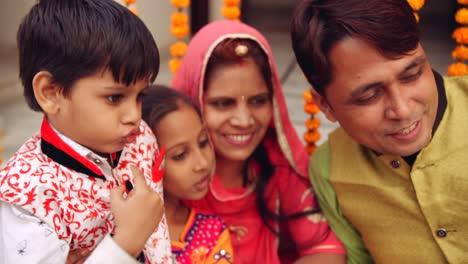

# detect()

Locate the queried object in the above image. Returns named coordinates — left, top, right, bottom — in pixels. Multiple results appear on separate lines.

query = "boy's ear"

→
left=310, top=89, right=337, bottom=123
left=32, top=71, right=62, bottom=114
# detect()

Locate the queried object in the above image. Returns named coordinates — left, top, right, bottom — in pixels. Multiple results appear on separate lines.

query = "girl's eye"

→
left=172, top=151, right=186, bottom=161
left=199, top=138, right=210, bottom=148
left=107, top=94, right=123, bottom=103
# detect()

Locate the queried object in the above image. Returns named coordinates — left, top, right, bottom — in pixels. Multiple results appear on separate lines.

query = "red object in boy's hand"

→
left=152, top=147, right=165, bottom=183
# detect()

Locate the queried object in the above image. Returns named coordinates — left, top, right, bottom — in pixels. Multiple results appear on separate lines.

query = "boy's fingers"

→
left=110, top=185, right=126, bottom=202
left=130, top=165, right=146, bottom=187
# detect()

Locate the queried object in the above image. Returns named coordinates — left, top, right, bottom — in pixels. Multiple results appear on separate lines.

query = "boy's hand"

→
left=111, top=165, right=164, bottom=257
left=66, top=248, right=90, bottom=264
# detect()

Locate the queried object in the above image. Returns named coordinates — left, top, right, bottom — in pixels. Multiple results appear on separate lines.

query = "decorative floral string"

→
left=303, top=90, right=320, bottom=155
left=407, top=0, right=424, bottom=22
left=123, top=0, right=138, bottom=16
left=222, top=0, right=241, bottom=20
left=448, top=0, right=468, bottom=76
left=169, top=0, right=190, bottom=74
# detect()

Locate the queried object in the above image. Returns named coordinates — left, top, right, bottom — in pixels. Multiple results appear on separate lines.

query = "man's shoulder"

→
left=443, top=75, right=468, bottom=95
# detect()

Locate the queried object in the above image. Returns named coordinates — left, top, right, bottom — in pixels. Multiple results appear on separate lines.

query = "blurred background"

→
left=0, top=0, right=458, bottom=167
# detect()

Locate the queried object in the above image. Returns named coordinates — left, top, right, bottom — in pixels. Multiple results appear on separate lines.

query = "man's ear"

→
left=310, top=89, right=337, bottom=122
left=32, top=71, right=62, bottom=114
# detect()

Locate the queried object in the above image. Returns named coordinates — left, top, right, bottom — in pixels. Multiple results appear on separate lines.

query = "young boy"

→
left=0, top=0, right=171, bottom=263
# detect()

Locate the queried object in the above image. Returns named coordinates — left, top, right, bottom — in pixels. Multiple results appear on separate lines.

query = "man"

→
left=290, top=0, right=468, bottom=263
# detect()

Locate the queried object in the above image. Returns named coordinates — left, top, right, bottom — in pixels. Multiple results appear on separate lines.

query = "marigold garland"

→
left=407, top=0, right=424, bottom=21
left=455, top=8, right=468, bottom=24
left=452, top=45, right=468, bottom=60
left=303, top=90, right=320, bottom=155
left=169, top=0, right=190, bottom=73
left=222, top=0, right=241, bottom=20
left=449, top=1, right=468, bottom=76
left=123, top=0, right=138, bottom=16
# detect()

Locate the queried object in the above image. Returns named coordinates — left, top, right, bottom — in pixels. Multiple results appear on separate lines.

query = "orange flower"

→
left=171, top=0, right=190, bottom=8
left=123, top=0, right=137, bottom=4
left=451, top=45, right=468, bottom=60
left=223, top=0, right=241, bottom=6
left=170, top=24, right=190, bottom=39
left=413, top=12, right=419, bottom=23
left=303, top=90, right=315, bottom=103
left=169, top=59, right=182, bottom=74
left=304, top=103, right=320, bottom=114
left=305, top=145, right=317, bottom=155
left=170, top=41, right=188, bottom=57
left=407, top=0, right=424, bottom=11
left=128, top=7, right=138, bottom=16
left=447, top=62, right=468, bottom=76
left=171, top=12, right=188, bottom=26
left=452, top=27, right=468, bottom=45
left=304, top=130, right=321, bottom=144
left=455, top=8, right=468, bottom=25
left=305, top=118, right=321, bottom=130
left=448, top=62, right=468, bottom=76
left=458, top=0, right=468, bottom=5
left=222, top=6, right=241, bottom=20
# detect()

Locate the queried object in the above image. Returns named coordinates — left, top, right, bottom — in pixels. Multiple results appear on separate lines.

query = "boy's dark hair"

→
left=142, top=85, right=201, bottom=132
left=290, top=0, right=420, bottom=95
left=18, top=0, right=160, bottom=111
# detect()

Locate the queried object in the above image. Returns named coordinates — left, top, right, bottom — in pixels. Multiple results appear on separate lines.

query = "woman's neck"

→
left=215, top=156, right=248, bottom=188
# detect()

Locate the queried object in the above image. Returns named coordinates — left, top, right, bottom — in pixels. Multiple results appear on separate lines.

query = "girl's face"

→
left=203, top=58, right=273, bottom=164
left=155, top=103, right=215, bottom=201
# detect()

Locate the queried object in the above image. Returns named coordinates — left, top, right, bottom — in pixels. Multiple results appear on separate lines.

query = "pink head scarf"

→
left=172, top=20, right=308, bottom=177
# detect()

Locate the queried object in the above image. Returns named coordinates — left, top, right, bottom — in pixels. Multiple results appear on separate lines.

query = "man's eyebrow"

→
left=349, top=55, right=426, bottom=99
left=398, top=55, right=425, bottom=76
left=350, top=81, right=381, bottom=98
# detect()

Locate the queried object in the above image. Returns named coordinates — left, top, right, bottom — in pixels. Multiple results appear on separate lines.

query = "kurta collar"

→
left=40, top=118, right=121, bottom=180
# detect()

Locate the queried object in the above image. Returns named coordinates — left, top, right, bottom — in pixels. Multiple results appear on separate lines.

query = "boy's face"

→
left=51, top=70, right=148, bottom=155
left=317, top=37, right=438, bottom=157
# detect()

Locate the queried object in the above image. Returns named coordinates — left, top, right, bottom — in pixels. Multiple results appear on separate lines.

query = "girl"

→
left=142, top=85, right=234, bottom=264
left=172, top=20, right=346, bottom=263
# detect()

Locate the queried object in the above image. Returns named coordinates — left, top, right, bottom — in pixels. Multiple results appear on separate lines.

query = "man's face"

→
left=317, top=37, right=438, bottom=156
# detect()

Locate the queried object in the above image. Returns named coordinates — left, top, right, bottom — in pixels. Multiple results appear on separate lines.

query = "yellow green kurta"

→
left=310, top=75, right=468, bottom=263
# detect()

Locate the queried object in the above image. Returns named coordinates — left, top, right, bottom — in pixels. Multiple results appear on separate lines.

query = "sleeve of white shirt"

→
left=0, top=202, right=140, bottom=264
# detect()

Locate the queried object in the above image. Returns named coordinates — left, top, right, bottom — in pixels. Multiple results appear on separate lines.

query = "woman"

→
left=172, top=20, right=345, bottom=264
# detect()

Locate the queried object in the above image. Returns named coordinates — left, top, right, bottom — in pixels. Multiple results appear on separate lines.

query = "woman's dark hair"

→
left=204, top=38, right=318, bottom=239
left=291, top=0, right=420, bottom=95
left=18, top=0, right=159, bottom=111
left=142, top=85, right=201, bottom=133
left=204, top=38, right=273, bottom=96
